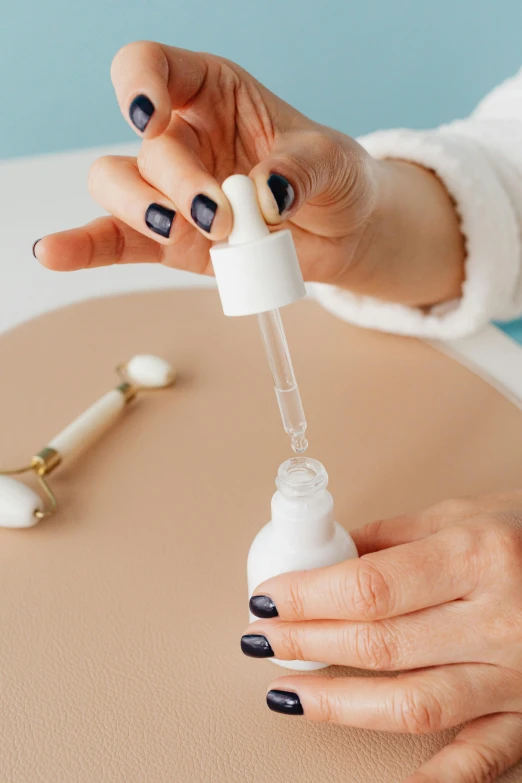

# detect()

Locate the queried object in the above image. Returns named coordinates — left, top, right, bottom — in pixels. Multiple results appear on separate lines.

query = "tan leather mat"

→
left=0, top=289, right=521, bottom=782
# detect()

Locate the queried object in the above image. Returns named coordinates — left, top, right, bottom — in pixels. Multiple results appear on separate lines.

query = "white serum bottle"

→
left=247, top=456, right=358, bottom=670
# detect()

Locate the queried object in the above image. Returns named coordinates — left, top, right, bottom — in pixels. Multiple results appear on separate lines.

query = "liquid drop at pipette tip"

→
left=291, top=434, right=309, bottom=454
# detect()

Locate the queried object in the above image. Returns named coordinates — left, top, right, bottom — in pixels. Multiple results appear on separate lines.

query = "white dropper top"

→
left=209, top=175, right=308, bottom=454
left=209, top=175, right=306, bottom=317
left=222, top=176, right=269, bottom=244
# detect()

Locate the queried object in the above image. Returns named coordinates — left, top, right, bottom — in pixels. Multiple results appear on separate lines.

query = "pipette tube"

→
left=257, top=308, right=308, bottom=453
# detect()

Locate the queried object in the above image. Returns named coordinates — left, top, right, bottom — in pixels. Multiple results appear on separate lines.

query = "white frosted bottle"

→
left=247, top=457, right=358, bottom=670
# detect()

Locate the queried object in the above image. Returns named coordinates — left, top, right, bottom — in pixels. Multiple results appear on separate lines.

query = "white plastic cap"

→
left=209, top=175, right=306, bottom=316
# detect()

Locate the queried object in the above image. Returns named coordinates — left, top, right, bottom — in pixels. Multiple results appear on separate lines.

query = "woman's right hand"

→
left=35, top=42, right=464, bottom=307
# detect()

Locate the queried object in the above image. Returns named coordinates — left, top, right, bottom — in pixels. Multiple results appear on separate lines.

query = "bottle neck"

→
left=271, top=458, right=335, bottom=548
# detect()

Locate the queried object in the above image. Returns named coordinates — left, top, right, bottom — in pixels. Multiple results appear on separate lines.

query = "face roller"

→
left=0, top=354, right=175, bottom=528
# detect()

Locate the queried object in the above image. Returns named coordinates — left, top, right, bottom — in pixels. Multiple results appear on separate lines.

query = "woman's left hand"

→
left=242, top=491, right=522, bottom=782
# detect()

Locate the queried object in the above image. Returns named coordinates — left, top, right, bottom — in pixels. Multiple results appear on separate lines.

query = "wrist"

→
left=343, top=158, right=465, bottom=308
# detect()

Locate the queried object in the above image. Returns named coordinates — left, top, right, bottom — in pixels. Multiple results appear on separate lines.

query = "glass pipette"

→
left=210, top=174, right=309, bottom=454
left=257, top=308, right=308, bottom=454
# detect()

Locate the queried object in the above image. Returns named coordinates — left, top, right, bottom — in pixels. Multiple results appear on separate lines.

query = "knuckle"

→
left=325, top=570, right=352, bottom=618
left=482, top=516, right=522, bottom=574
left=277, top=626, right=305, bottom=661
left=391, top=686, right=444, bottom=735
left=452, top=739, right=504, bottom=783
left=317, top=687, right=343, bottom=724
left=491, top=514, right=522, bottom=548
left=292, top=130, right=344, bottom=194
left=351, top=558, right=392, bottom=620
left=307, top=129, right=339, bottom=159
left=358, top=518, right=386, bottom=543
left=435, top=523, right=487, bottom=590
left=216, top=59, right=242, bottom=92
left=428, top=496, right=477, bottom=522
left=310, top=130, right=347, bottom=185
left=286, top=578, right=308, bottom=621
left=106, top=219, right=125, bottom=262
left=440, top=524, right=479, bottom=578
left=350, top=623, right=397, bottom=671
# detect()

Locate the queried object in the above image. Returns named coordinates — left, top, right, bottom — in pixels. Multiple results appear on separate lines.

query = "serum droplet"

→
left=291, top=434, right=308, bottom=454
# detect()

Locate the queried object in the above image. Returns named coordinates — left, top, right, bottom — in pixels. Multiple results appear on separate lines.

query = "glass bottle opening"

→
left=276, top=457, right=328, bottom=498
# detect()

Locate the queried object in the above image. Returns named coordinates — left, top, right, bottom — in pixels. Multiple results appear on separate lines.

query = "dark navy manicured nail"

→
left=267, top=690, right=303, bottom=716
left=191, top=194, right=218, bottom=233
left=145, top=204, right=175, bottom=238
left=267, top=173, right=294, bottom=215
left=129, top=95, right=155, bottom=132
left=249, top=595, right=278, bottom=619
left=32, top=239, right=41, bottom=258
left=241, top=634, right=274, bottom=658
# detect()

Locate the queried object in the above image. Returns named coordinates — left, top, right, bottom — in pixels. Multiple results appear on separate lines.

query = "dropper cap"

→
left=210, top=175, right=306, bottom=316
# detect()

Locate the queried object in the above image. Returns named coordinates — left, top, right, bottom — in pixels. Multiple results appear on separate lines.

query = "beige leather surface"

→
left=0, top=289, right=521, bottom=782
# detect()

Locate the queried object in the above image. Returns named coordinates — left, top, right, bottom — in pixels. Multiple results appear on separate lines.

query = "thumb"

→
left=250, top=128, right=357, bottom=225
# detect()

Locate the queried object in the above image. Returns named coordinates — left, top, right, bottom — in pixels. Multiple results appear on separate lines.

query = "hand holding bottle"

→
left=243, top=492, right=522, bottom=782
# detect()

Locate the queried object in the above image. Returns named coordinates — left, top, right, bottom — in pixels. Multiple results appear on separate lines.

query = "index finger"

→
left=111, top=41, right=208, bottom=138
left=251, top=524, right=478, bottom=622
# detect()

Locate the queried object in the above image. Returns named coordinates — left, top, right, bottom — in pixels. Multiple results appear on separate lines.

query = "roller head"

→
left=0, top=476, right=42, bottom=528
left=125, top=355, right=175, bottom=388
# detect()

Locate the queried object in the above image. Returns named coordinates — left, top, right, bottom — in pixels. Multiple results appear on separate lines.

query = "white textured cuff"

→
left=312, top=128, right=520, bottom=340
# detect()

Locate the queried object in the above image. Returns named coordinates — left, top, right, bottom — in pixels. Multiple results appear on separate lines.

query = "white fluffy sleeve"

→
left=312, top=69, right=522, bottom=339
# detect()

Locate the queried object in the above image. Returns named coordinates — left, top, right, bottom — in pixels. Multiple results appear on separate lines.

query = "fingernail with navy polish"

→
left=32, top=239, right=41, bottom=258
left=267, top=173, right=294, bottom=215
left=267, top=690, right=303, bottom=716
left=145, top=204, right=175, bottom=238
left=241, top=634, right=274, bottom=658
left=129, top=94, right=155, bottom=132
left=249, top=595, right=278, bottom=619
left=191, top=194, right=218, bottom=233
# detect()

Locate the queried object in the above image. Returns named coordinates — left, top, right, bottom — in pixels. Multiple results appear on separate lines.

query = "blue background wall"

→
left=2, top=0, right=521, bottom=159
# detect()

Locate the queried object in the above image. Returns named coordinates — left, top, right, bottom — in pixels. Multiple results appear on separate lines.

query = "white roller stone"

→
left=125, top=354, right=175, bottom=388
left=0, top=476, right=43, bottom=528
